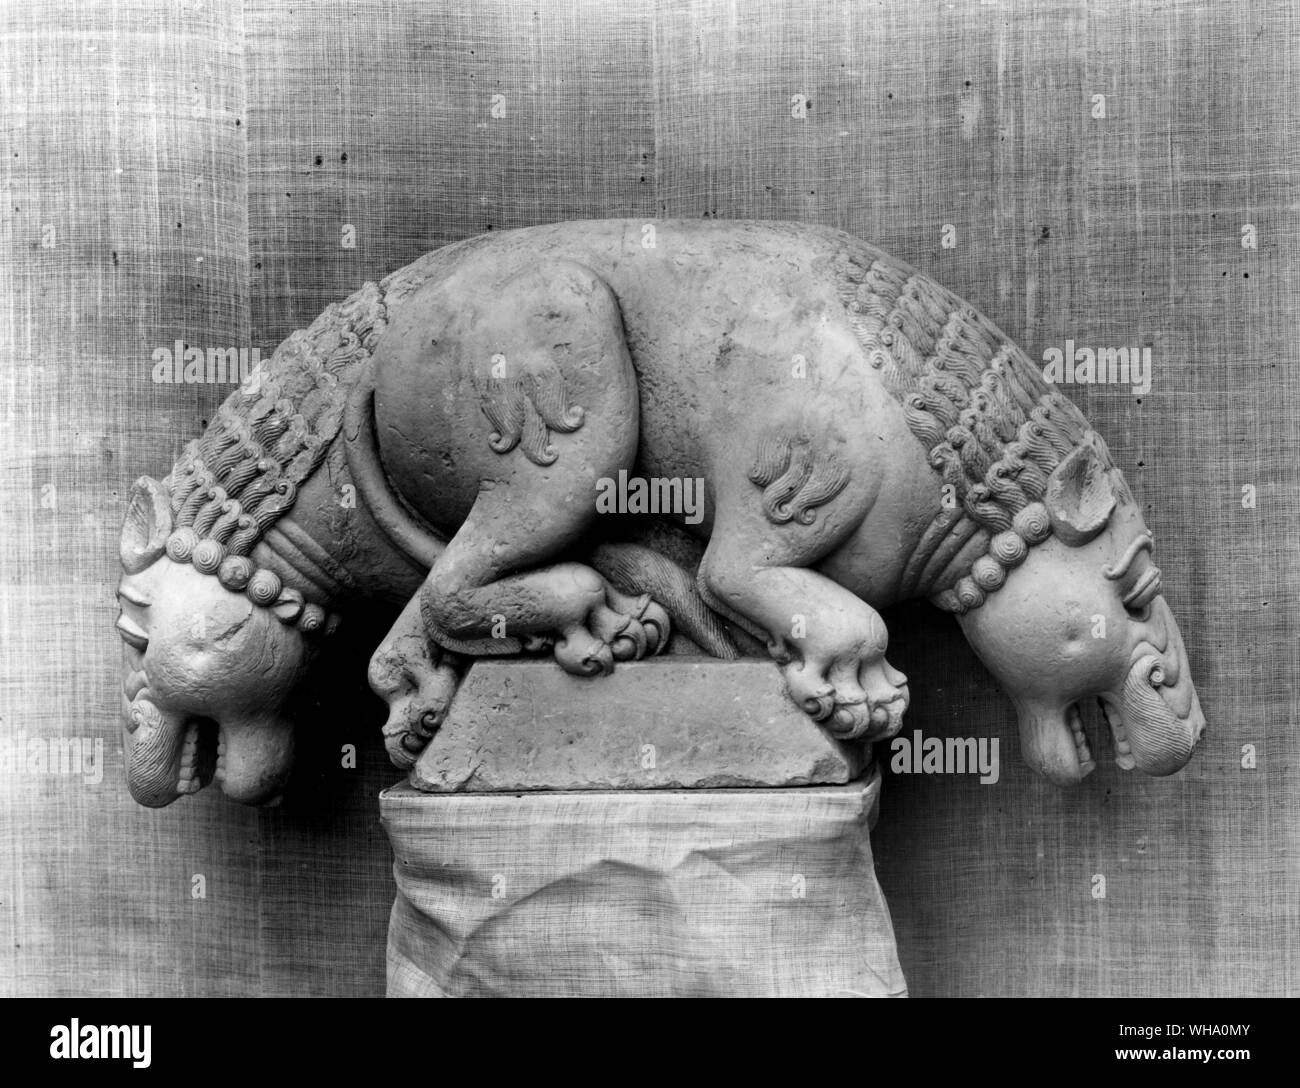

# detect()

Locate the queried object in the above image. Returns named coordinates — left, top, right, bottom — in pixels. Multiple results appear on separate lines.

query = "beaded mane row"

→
left=159, top=280, right=391, bottom=630
left=833, top=243, right=1120, bottom=614
left=150, top=234, right=516, bottom=627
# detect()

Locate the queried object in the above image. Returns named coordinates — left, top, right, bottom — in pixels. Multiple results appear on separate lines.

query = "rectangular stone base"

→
left=410, top=657, right=869, bottom=792
left=381, top=769, right=906, bottom=998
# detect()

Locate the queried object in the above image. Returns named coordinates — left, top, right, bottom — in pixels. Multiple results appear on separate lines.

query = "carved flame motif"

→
left=748, top=433, right=851, bottom=526
left=479, top=368, right=586, bottom=466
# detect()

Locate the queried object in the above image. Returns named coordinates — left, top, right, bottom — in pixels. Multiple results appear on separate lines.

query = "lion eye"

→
left=1121, top=563, right=1162, bottom=618
left=116, top=612, right=150, bottom=651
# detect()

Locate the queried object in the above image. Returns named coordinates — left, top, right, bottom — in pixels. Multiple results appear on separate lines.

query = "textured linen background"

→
left=1, top=0, right=1295, bottom=996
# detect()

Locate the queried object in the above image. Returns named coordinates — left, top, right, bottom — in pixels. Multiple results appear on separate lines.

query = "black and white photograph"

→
left=0, top=0, right=1293, bottom=1058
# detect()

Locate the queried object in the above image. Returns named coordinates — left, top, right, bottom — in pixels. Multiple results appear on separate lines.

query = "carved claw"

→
left=369, top=608, right=464, bottom=770
left=783, top=664, right=837, bottom=721
left=550, top=584, right=673, bottom=675
left=781, top=655, right=909, bottom=743
left=601, top=587, right=672, bottom=659
left=610, top=626, right=647, bottom=661
left=555, top=626, right=616, bottom=676
left=638, top=600, right=671, bottom=655
left=824, top=690, right=909, bottom=742
left=830, top=698, right=869, bottom=733
left=589, top=604, right=635, bottom=650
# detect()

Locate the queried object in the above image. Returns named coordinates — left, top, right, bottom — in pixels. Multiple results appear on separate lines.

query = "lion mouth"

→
left=1098, top=698, right=1136, bottom=771
left=176, top=717, right=221, bottom=796
left=123, top=696, right=217, bottom=806
left=1055, top=698, right=1133, bottom=781
left=1064, top=700, right=1098, bottom=778
left=123, top=678, right=293, bottom=807
left=1023, top=681, right=1200, bottom=787
left=1070, top=696, right=1142, bottom=774
left=1065, top=696, right=1140, bottom=775
left=1020, top=697, right=1135, bottom=785
left=126, top=698, right=293, bottom=802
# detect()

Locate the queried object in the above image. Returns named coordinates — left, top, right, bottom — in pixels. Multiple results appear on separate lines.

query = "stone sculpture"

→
left=116, top=219, right=1205, bottom=808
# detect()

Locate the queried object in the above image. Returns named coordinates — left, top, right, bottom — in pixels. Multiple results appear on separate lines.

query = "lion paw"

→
left=553, top=585, right=670, bottom=676
left=368, top=633, right=463, bottom=770
left=781, top=654, right=909, bottom=742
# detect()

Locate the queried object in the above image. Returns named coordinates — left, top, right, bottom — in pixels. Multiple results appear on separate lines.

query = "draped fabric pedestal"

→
left=378, top=659, right=908, bottom=998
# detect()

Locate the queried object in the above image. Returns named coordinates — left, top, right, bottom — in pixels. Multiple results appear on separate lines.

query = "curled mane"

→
left=162, top=232, right=493, bottom=559
left=833, top=243, right=1123, bottom=613
left=164, top=281, right=390, bottom=555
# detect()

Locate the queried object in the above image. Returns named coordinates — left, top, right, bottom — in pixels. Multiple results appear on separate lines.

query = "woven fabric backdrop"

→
left=1, top=0, right=1296, bottom=997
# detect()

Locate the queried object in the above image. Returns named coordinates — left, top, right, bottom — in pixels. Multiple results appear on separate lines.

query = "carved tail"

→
left=345, top=369, right=745, bottom=659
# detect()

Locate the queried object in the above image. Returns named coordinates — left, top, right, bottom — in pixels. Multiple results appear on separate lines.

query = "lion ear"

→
left=120, top=476, right=173, bottom=573
left=1044, top=442, right=1116, bottom=546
